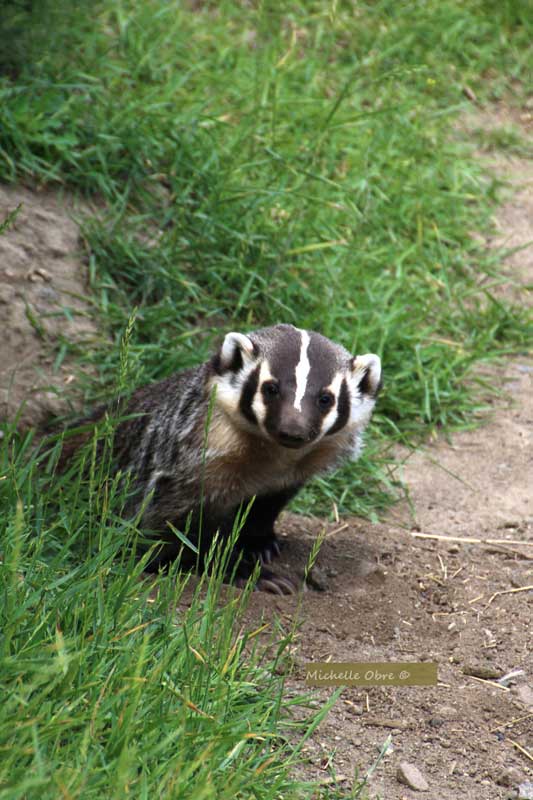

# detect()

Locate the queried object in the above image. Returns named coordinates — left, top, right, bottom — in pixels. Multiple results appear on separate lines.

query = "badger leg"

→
left=141, top=484, right=301, bottom=594
left=237, top=486, right=300, bottom=562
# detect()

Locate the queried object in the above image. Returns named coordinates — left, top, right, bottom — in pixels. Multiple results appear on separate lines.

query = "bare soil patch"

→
left=0, top=184, right=96, bottom=427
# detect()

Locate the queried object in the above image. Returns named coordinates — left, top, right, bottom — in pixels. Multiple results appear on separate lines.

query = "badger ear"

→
left=217, top=332, right=257, bottom=373
left=350, top=354, right=382, bottom=397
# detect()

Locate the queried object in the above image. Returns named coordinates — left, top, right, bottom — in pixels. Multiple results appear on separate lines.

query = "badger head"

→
left=211, top=324, right=381, bottom=451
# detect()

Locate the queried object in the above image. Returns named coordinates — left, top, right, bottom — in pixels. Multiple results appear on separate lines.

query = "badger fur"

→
left=68, top=324, right=381, bottom=592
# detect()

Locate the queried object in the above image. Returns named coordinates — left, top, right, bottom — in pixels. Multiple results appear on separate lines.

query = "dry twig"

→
left=489, top=712, right=533, bottom=733
left=411, top=532, right=533, bottom=548
left=467, top=675, right=509, bottom=692
left=485, top=585, right=533, bottom=608
left=509, top=738, right=533, bottom=764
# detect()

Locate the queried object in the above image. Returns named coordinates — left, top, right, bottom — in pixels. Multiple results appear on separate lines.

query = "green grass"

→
left=1, top=0, right=532, bottom=796
left=2, top=3, right=532, bottom=522
left=1, top=426, right=361, bottom=799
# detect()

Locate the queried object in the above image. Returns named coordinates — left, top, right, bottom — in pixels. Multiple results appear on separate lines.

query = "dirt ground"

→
left=0, top=185, right=96, bottom=428
left=241, top=113, right=533, bottom=799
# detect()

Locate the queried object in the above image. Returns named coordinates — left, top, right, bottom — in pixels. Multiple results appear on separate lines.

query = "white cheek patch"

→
left=322, top=372, right=344, bottom=435
left=294, top=329, right=311, bottom=411
left=251, top=360, right=274, bottom=429
left=211, top=362, right=256, bottom=418
left=348, top=367, right=377, bottom=429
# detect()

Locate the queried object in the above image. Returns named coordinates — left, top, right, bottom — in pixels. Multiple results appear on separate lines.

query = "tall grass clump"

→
left=0, top=424, right=360, bottom=799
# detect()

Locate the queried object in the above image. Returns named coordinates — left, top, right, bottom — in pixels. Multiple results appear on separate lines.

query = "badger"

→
left=65, top=324, right=381, bottom=593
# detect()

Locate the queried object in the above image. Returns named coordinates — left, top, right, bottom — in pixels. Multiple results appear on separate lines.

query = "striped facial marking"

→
left=257, top=327, right=344, bottom=447
left=213, top=325, right=381, bottom=450
left=293, top=329, right=311, bottom=411
left=239, top=364, right=260, bottom=426
left=251, top=359, right=276, bottom=430
left=321, top=372, right=346, bottom=436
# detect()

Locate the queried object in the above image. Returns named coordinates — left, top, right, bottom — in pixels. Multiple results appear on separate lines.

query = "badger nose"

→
left=278, top=429, right=308, bottom=448
left=276, top=413, right=310, bottom=448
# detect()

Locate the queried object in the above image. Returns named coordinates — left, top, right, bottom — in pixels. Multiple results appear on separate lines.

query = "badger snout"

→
left=275, top=410, right=316, bottom=449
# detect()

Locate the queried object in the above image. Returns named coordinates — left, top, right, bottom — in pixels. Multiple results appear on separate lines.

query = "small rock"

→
left=35, top=267, right=52, bottom=282
left=462, top=663, right=502, bottom=680
left=493, top=766, right=522, bottom=787
left=514, top=685, right=533, bottom=710
left=519, top=781, right=533, bottom=799
left=305, top=565, right=330, bottom=592
left=429, top=717, right=444, bottom=728
left=364, top=716, right=408, bottom=730
left=436, top=705, right=457, bottom=719
left=397, top=762, right=429, bottom=792
left=448, top=544, right=460, bottom=553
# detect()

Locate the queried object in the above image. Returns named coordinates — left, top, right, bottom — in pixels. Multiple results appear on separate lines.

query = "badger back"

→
left=210, top=324, right=381, bottom=453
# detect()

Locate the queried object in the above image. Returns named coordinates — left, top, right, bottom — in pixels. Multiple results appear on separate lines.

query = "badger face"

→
left=211, top=324, right=381, bottom=451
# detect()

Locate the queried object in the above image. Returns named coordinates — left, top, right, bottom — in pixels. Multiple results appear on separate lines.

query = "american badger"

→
left=68, top=324, right=381, bottom=592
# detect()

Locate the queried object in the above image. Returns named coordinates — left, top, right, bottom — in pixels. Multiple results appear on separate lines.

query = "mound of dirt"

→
left=0, top=185, right=97, bottom=428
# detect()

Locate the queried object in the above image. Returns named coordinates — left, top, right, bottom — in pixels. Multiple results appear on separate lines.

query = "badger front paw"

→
left=235, top=566, right=296, bottom=595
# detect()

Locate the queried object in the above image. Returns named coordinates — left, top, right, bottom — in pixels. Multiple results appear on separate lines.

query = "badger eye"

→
left=317, top=391, right=335, bottom=411
left=262, top=380, right=280, bottom=399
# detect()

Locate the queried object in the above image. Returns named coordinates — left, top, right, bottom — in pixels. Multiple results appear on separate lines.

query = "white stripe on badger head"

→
left=322, top=372, right=344, bottom=434
left=251, top=359, right=275, bottom=429
left=294, top=329, right=311, bottom=411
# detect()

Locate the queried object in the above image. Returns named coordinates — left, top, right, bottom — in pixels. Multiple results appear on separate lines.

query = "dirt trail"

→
left=0, top=185, right=96, bottom=427
left=244, top=124, right=533, bottom=799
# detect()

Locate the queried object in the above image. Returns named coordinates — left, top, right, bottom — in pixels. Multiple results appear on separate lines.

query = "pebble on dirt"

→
left=396, top=761, right=429, bottom=792
left=493, top=765, right=522, bottom=787
left=462, top=663, right=502, bottom=680
left=518, top=781, right=533, bottom=800
left=514, top=684, right=533, bottom=710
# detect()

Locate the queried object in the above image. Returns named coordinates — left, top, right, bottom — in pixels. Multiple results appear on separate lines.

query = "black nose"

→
left=277, top=430, right=308, bottom=449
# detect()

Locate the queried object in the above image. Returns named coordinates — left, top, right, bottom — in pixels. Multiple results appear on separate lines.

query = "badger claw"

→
left=256, top=578, right=286, bottom=595
left=246, top=535, right=282, bottom=567
left=233, top=568, right=297, bottom=595
left=256, top=571, right=297, bottom=595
